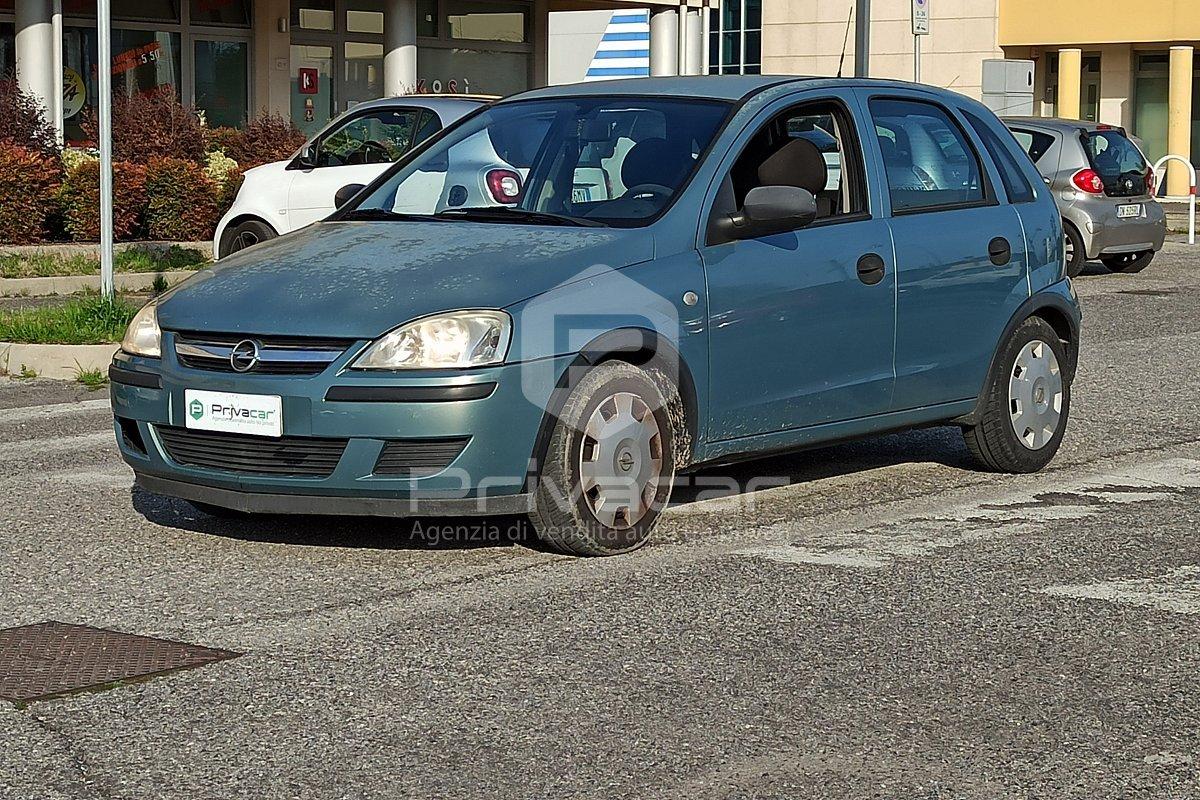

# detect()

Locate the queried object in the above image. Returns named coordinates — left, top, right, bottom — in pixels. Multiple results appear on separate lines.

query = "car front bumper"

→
left=110, top=334, right=571, bottom=516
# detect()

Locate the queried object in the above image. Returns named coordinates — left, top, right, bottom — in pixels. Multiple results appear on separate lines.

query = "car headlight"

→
left=122, top=300, right=161, bottom=358
left=351, top=310, right=511, bottom=370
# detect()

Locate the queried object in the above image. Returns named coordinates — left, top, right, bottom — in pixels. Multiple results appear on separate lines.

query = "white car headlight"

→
left=351, top=310, right=511, bottom=370
left=122, top=300, right=161, bottom=358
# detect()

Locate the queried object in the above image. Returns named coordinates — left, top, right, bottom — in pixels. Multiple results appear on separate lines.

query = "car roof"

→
left=1002, top=116, right=1122, bottom=134
left=338, top=95, right=494, bottom=116
left=507, top=75, right=975, bottom=104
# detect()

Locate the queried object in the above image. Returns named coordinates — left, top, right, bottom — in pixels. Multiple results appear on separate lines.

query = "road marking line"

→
left=0, top=398, right=110, bottom=424
left=734, top=458, right=1200, bottom=570
left=0, top=431, right=114, bottom=463
left=1038, top=567, right=1200, bottom=615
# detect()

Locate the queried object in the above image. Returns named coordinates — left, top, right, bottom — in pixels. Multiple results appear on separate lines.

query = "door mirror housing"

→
left=295, top=143, right=318, bottom=169
left=715, top=185, right=818, bottom=242
left=334, top=183, right=366, bottom=209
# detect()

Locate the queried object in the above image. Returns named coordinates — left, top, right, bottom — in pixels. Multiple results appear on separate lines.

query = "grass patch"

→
left=0, top=296, right=138, bottom=344
left=0, top=245, right=208, bottom=279
left=75, top=364, right=108, bottom=390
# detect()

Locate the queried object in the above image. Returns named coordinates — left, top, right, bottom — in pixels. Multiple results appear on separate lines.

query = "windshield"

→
left=345, top=96, right=732, bottom=227
left=1084, top=129, right=1148, bottom=197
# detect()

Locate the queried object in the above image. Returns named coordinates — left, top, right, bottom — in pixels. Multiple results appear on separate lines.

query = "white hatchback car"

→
left=214, top=95, right=491, bottom=259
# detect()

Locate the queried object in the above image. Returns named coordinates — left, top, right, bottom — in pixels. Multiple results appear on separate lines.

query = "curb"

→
left=0, top=270, right=196, bottom=297
left=0, top=341, right=119, bottom=381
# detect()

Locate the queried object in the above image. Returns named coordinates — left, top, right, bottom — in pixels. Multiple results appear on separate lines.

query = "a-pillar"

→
left=1056, top=48, right=1082, bottom=120
left=1167, top=45, right=1194, bottom=196
left=649, top=7, right=679, bottom=77
left=384, top=0, right=418, bottom=96
left=15, top=0, right=56, bottom=118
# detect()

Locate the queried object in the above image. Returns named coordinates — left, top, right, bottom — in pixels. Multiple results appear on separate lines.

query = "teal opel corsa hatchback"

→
left=110, top=76, right=1081, bottom=556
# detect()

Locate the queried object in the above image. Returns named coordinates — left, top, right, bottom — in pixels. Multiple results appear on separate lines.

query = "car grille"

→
left=155, top=426, right=348, bottom=477
left=373, top=437, right=470, bottom=477
left=173, top=332, right=355, bottom=376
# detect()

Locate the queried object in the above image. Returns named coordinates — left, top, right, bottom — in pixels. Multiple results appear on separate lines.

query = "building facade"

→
left=2, top=0, right=707, bottom=143
left=750, top=0, right=1197, bottom=194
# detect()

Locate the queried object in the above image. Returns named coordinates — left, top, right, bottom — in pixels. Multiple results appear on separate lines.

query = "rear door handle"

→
left=856, top=253, right=886, bottom=285
left=988, top=237, right=1012, bottom=267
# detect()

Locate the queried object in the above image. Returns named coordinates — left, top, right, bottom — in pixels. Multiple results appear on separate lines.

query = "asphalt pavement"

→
left=2, top=243, right=1199, bottom=799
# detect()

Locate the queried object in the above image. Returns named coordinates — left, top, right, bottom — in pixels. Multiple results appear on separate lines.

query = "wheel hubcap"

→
left=232, top=231, right=260, bottom=252
left=579, top=392, right=664, bottom=529
left=1008, top=340, right=1064, bottom=450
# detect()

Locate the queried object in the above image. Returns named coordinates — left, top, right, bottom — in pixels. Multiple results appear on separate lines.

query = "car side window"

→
left=316, top=108, right=421, bottom=167
left=410, top=110, right=443, bottom=149
left=963, top=111, right=1036, bottom=204
left=868, top=97, right=985, bottom=213
left=712, top=99, right=867, bottom=230
left=1010, top=129, right=1055, bottom=164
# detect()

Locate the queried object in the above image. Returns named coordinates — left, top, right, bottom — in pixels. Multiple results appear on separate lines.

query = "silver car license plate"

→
left=1117, top=203, right=1143, bottom=219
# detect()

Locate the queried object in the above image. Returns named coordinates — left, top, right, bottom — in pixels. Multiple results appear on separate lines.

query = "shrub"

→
left=0, top=76, right=60, bottom=160
left=0, top=143, right=62, bottom=244
left=215, top=168, right=244, bottom=219
left=62, top=147, right=98, bottom=173
left=205, top=126, right=243, bottom=156
left=81, top=87, right=207, bottom=165
left=220, top=113, right=307, bottom=169
left=59, top=159, right=148, bottom=242
left=145, top=157, right=220, bottom=241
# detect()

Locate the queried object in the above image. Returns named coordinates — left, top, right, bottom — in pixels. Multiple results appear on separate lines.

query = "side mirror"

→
left=296, top=143, right=318, bottom=169
left=718, top=186, right=817, bottom=241
left=334, top=183, right=365, bottom=209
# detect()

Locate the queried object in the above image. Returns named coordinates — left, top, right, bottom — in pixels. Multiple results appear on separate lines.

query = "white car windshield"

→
left=343, top=96, right=732, bottom=228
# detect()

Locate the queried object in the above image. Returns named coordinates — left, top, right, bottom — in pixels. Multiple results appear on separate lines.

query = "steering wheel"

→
left=622, top=183, right=673, bottom=201
left=355, top=140, right=392, bottom=164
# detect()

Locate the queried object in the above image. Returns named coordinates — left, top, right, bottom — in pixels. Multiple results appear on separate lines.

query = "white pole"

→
left=676, top=2, right=686, bottom=76
left=854, top=0, right=870, bottom=77
left=52, top=0, right=63, bottom=146
left=700, top=2, right=710, bottom=74
left=914, top=35, right=920, bottom=83
left=97, top=0, right=114, bottom=300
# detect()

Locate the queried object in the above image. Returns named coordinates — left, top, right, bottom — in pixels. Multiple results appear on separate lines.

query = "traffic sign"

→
left=912, top=0, right=930, bottom=35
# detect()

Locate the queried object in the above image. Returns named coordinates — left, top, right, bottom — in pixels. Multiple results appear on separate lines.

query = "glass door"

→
left=193, top=38, right=249, bottom=128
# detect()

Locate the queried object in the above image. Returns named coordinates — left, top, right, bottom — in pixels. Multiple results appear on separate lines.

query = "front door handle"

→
left=988, top=237, right=1012, bottom=266
left=856, top=253, right=886, bottom=285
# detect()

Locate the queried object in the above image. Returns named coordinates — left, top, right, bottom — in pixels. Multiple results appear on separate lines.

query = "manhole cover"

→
left=0, top=621, right=239, bottom=703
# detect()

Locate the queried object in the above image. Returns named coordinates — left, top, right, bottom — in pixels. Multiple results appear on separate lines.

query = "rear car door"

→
left=701, top=91, right=897, bottom=440
left=864, top=94, right=1029, bottom=410
left=287, top=106, right=425, bottom=229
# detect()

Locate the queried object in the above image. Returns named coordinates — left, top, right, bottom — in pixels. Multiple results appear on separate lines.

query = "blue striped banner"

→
left=585, top=66, right=650, bottom=76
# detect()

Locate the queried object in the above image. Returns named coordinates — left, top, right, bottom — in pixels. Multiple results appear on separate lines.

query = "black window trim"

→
left=866, top=93, right=999, bottom=218
left=703, top=93, right=874, bottom=247
left=962, top=110, right=1038, bottom=206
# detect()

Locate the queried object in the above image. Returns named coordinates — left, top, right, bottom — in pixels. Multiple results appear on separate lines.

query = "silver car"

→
left=1004, top=117, right=1166, bottom=277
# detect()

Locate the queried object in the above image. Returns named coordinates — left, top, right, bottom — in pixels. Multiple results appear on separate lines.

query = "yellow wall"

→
left=1000, top=0, right=1200, bottom=46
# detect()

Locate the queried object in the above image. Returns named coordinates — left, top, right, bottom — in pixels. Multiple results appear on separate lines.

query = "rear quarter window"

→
left=1011, top=129, right=1055, bottom=164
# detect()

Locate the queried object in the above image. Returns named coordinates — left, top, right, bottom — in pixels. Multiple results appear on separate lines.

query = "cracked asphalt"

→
left=2, top=243, right=1199, bottom=799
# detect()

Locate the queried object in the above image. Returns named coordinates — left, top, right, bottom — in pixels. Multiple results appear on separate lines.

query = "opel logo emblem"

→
left=230, top=339, right=260, bottom=372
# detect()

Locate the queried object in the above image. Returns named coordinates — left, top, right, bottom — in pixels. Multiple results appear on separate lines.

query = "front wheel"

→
left=220, top=219, right=277, bottom=259
left=1100, top=250, right=1155, bottom=274
left=962, top=316, right=1071, bottom=473
left=530, top=361, right=677, bottom=556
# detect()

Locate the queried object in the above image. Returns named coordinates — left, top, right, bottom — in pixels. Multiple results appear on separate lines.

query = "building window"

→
left=194, top=39, right=248, bottom=128
left=1, top=22, right=14, bottom=76
left=708, top=0, right=759, bottom=75
left=1134, top=52, right=1170, bottom=165
left=191, top=0, right=251, bottom=26
left=446, top=0, right=528, bottom=43
left=292, top=0, right=336, bottom=31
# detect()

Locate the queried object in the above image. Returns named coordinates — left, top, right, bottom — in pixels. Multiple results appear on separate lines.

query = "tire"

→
left=529, top=361, right=677, bottom=556
left=1100, top=250, right=1155, bottom=274
left=1063, top=222, right=1086, bottom=278
left=220, top=219, right=277, bottom=259
left=962, top=316, right=1071, bottom=474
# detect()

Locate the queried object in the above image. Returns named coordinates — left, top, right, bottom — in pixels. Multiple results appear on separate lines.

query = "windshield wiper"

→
left=339, top=208, right=442, bottom=222
left=434, top=207, right=606, bottom=228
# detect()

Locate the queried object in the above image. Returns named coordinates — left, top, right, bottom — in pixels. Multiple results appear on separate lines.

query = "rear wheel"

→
left=220, top=219, right=277, bottom=259
left=1063, top=222, right=1086, bottom=278
left=1100, top=250, right=1155, bottom=274
left=962, top=316, right=1070, bottom=473
left=530, top=361, right=676, bottom=557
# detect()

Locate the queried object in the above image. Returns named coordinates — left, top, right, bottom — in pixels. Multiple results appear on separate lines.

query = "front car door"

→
left=701, top=91, right=897, bottom=442
left=287, top=106, right=427, bottom=229
left=863, top=93, right=1029, bottom=411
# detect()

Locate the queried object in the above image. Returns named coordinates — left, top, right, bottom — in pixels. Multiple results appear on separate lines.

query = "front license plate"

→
left=184, top=389, right=282, bottom=438
left=1117, top=203, right=1143, bottom=219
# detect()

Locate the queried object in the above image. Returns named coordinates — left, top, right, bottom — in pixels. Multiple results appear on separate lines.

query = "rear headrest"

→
left=621, top=138, right=694, bottom=190
left=756, top=137, right=827, bottom=195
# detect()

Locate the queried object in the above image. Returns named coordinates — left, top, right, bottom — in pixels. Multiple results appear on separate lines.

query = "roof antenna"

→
left=836, top=4, right=853, bottom=78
